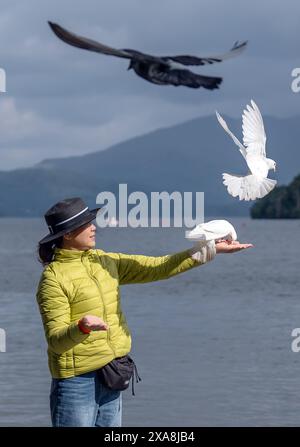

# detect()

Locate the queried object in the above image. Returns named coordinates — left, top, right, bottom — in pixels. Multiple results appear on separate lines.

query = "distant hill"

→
left=251, top=174, right=300, bottom=218
left=0, top=113, right=298, bottom=217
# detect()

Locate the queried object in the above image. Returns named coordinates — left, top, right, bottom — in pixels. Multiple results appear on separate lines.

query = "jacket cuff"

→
left=78, top=319, right=91, bottom=334
left=68, top=321, right=90, bottom=343
left=188, top=240, right=216, bottom=264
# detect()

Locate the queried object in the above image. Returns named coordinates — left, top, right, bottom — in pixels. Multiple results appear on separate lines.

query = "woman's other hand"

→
left=79, top=315, right=109, bottom=332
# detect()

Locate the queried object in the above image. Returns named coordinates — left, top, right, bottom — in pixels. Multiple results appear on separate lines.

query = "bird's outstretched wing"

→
left=164, top=41, right=247, bottom=66
left=48, top=21, right=164, bottom=63
left=48, top=22, right=132, bottom=58
left=242, top=100, right=266, bottom=157
left=216, top=111, right=247, bottom=160
left=153, top=68, right=222, bottom=89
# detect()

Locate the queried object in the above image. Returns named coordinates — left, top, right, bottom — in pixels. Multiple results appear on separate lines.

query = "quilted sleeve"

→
left=36, top=266, right=89, bottom=355
left=114, top=248, right=212, bottom=285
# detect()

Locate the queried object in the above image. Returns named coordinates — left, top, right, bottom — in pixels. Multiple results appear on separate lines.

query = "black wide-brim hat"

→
left=39, top=197, right=105, bottom=245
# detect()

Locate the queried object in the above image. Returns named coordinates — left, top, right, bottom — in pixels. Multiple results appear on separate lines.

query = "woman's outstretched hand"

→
left=215, top=239, right=253, bottom=254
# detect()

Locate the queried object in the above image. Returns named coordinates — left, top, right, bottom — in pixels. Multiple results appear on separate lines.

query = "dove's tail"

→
left=222, top=173, right=277, bottom=201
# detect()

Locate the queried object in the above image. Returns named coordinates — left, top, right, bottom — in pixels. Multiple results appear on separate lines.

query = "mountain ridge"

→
left=0, top=113, right=297, bottom=217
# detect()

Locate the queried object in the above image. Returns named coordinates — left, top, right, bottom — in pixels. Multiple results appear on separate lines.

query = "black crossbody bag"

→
left=98, top=354, right=141, bottom=396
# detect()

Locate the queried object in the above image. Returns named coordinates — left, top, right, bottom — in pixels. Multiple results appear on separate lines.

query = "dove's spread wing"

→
left=164, top=41, right=247, bottom=66
left=242, top=100, right=266, bottom=157
left=216, top=111, right=247, bottom=160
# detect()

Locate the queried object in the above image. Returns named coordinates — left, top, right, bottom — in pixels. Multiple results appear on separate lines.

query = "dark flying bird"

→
left=48, top=21, right=247, bottom=90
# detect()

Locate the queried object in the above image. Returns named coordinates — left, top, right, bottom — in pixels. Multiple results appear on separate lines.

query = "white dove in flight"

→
left=185, top=219, right=237, bottom=243
left=216, top=100, right=277, bottom=201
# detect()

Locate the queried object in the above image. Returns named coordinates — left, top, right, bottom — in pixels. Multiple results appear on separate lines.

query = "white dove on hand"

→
left=216, top=100, right=277, bottom=201
left=186, top=219, right=237, bottom=243
left=186, top=219, right=253, bottom=255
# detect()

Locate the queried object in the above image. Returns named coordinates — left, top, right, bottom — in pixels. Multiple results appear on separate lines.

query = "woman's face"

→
left=62, top=221, right=97, bottom=251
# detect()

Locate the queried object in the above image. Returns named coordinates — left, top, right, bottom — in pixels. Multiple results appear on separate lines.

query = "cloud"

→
left=0, top=0, right=299, bottom=169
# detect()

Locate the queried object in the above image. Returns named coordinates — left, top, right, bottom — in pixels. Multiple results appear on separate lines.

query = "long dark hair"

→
left=38, top=236, right=64, bottom=266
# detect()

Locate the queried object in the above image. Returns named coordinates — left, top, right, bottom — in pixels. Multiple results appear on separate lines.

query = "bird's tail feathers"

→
left=222, top=173, right=277, bottom=201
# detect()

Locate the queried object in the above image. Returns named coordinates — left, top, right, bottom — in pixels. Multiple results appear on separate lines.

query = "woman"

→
left=36, top=197, right=252, bottom=427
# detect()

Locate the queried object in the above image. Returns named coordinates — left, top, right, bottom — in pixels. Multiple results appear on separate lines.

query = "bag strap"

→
left=131, top=360, right=142, bottom=396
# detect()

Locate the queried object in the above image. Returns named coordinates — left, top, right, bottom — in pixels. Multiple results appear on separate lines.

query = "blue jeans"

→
left=50, top=370, right=122, bottom=427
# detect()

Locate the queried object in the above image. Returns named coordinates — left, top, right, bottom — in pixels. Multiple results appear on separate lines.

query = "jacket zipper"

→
left=83, top=263, right=116, bottom=357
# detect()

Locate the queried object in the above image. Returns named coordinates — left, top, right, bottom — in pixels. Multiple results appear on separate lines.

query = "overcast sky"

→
left=0, top=0, right=299, bottom=170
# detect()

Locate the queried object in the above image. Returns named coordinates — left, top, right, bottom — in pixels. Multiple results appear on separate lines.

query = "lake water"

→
left=0, top=217, right=300, bottom=426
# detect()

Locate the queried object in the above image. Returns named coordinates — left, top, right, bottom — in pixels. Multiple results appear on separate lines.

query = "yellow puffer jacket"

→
left=36, top=247, right=202, bottom=378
